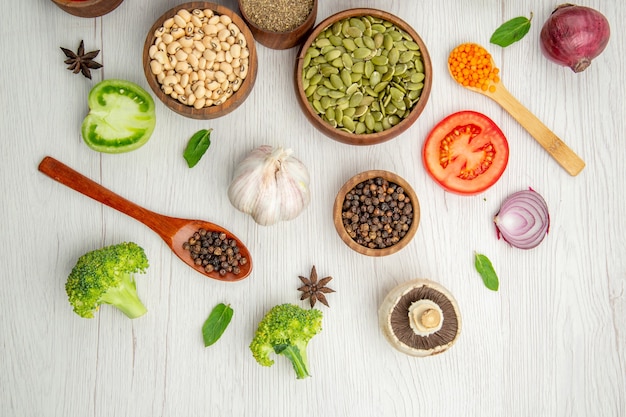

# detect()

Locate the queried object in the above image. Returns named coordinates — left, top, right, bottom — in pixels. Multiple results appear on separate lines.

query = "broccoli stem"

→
left=274, top=344, right=310, bottom=379
left=99, top=275, right=147, bottom=319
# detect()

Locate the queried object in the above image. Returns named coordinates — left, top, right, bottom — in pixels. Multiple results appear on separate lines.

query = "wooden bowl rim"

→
left=295, top=8, right=432, bottom=146
left=333, top=169, right=420, bottom=256
left=142, top=1, right=258, bottom=120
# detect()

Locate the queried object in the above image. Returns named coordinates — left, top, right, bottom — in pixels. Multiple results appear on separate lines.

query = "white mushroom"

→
left=379, top=279, right=461, bottom=357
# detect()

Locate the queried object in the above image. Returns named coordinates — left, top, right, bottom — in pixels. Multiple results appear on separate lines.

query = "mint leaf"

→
left=202, top=303, right=233, bottom=347
left=490, top=14, right=533, bottom=47
left=183, top=128, right=212, bottom=168
left=474, top=252, right=499, bottom=291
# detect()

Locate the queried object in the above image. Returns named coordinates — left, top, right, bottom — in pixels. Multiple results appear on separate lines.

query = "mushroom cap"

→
left=379, top=278, right=461, bottom=357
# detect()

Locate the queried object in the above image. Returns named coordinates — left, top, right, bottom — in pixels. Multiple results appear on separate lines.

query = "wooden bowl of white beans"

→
left=143, top=2, right=258, bottom=119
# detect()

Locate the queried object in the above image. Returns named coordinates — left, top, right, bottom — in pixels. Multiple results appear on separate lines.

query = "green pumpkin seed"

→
left=329, top=35, right=342, bottom=46
left=412, top=72, right=425, bottom=83
left=350, top=72, right=362, bottom=83
left=371, top=23, right=386, bottom=33
left=342, top=38, right=357, bottom=51
left=316, top=37, right=331, bottom=48
left=394, top=63, right=408, bottom=76
left=349, top=91, right=364, bottom=107
left=382, top=117, right=392, bottom=130
left=353, top=47, right=371, bottom=60
left=346, top=26, right=363, bottom=38
left=373, top=32, right=384, bottom=48
left=307, top=47, right=321, bottom=57
left=302, top=53, right=311, bottom=68
left=407, top=82, right=424, bottom=91
left=309, top=73, right=323, bottom=86
left=371, top=110, right=383, bottom=122
left=325, top=107, right=336, bottom=121
left=320, top=96, right=333, bottom=109
left=363, top=36, right=376, bottom=50
left=331, top=21, right=342, bottom=36
left=304, top=84, right=317, bottom=97
left=351, top=61, right=365, bottom=74
left=399, top=51, right=414, bottom=64
left=342, top=115, right=356, bottom=131
left=349, top=17, right=366, bottom=32
left=355, top=121, right=367, bottom=134
left=414, top=59, right=424, bottom=73
left=330, top=57, right=344, bottom=68
left=381, top=69, right=394, bottom=82
left=305, top=66, right=317, bottom=79
left=364, top=112, right=375, bottom=130
left=320, top=65, right=339, bottom=77
left=371, top=55, right=389, bottom=66
left=346, top=82, right=359, bottom=95
left=312, top=99, right=323, bottom=113
left=328, top=90, right=345, bottom=99
left=373, top=80, right=389, bottom=94
left=354, top=37, right=365, bottom=48
left=374, top=121, right=384, bottom=132
left=369, top=70, right=381, bottom=87
left=388, top=30, right=403, bottom=41
left=389, top=87, right=404, bottom=101
left=324, top=49, right=342, bottom=62
left=405, top=40, right=420, bottom=51
left=341, top=53, right=353, bottom=69
left=388, top=47, right=400, bottom=65
left=335, top=107, right=344, bottom=122
left=330, top=73, right=344, bottom=90
left=364, top=61, right=374, bottom=78
left=354, top=105, right=368, bottom=118
left=343, top=107, right=356, bottom=118
left=340, top=69, right=352, bottom=88
left=360, top=95, right=376, bottom=107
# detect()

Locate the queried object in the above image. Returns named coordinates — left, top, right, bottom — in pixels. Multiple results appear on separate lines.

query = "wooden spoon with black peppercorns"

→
left=38, top=156, right=252, bottom=282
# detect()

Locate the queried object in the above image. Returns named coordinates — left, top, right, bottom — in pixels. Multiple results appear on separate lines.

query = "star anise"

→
left=298, top=265, right=335, bottom=308
left=60, top=40, right=102, bottom=79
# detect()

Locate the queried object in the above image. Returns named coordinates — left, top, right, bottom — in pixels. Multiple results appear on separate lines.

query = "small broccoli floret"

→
left=249, top=303, right=323, bottom=379
left=65, top=242, right=149, bottom=319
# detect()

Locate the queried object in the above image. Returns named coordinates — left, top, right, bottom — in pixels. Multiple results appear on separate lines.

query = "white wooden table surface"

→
left=2, top=0, right=625, bottom=416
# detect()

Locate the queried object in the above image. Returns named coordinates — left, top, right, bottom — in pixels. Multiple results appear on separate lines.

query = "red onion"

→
left=494, top=189, right=550, bottom=250
left=540, top=4, right=610, bottom=73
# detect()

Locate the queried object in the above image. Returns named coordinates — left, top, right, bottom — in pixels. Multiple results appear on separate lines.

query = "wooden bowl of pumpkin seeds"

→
left=143, top=2, right=258, bottom=119
left=294, top=8, right=432, bottom=145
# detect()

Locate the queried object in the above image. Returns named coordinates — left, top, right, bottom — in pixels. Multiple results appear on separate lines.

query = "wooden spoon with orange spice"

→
left=448, top=43, right=585, bottom=176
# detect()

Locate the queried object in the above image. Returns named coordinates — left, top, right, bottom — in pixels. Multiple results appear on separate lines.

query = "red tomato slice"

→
left=422, top=111, right=509, bottom=195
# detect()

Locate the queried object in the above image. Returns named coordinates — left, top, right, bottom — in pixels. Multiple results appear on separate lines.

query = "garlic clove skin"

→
left=228, top=145, right=310, bottom=226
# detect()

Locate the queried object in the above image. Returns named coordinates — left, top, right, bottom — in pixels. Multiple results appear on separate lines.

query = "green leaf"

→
left=183, top=128, right=212, bottom=168
left=490, top=13, right=533, bottom=47
left=474, top=252, right=499, bottom=291
left=202, top=303, right=233, bottom=347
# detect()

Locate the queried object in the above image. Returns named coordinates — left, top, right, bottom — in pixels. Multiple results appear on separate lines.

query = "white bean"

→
left=150, top=60, right=163, bottom=75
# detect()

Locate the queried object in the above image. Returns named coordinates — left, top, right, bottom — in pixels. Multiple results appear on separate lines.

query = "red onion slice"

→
left=494, top=189, right=550, bottom=249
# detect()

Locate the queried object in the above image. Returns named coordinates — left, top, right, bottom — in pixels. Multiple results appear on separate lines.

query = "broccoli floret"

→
left=65, top=242, right=149, bottom=319
left=249, top=303, right=323, bottom=379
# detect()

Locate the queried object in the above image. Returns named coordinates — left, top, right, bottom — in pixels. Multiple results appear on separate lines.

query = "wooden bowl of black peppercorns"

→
left=333, top=170, right=420, bottom=256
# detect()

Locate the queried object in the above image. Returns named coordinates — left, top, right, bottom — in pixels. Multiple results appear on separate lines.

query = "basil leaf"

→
left=490, top=14, right=533, bottom=47
left=474, top=252, right=499, bottom=291
left=202, top=303, right=233, bottom=347
left=183, top=128, right=212, bottom=168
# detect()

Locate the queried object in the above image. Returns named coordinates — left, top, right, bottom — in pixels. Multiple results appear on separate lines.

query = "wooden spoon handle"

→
left=492, top=87, right=585, bottom=176
left=38, top=156, right=175, bottom=238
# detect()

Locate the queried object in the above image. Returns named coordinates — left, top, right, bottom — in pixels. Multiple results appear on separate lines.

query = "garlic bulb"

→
left=228, top=145, right=310, bottom=226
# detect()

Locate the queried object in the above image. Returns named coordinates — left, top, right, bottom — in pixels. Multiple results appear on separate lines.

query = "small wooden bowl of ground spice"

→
left=238, top=0, right=317, bottom=50
left=143, top=2, right=257, bottom=119
left=333, top=170, right=420, bottom=256
left=295, top=8, right=432, bottom=145
left=51, top=0, right=125, bottom=18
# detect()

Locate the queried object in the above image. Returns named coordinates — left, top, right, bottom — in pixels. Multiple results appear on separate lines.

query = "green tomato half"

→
left=81, top=79, right=156, bottom=153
